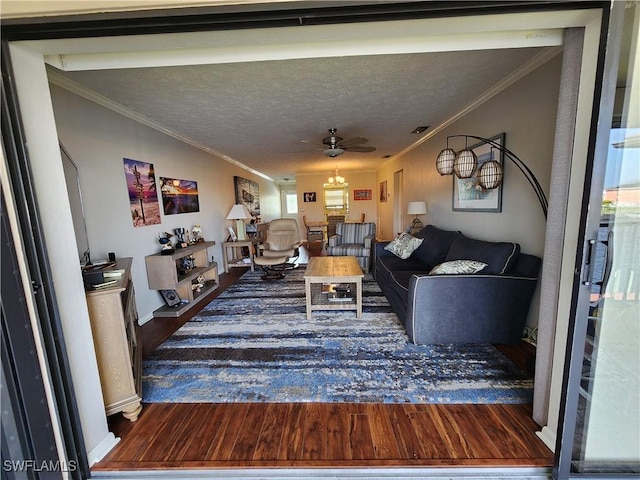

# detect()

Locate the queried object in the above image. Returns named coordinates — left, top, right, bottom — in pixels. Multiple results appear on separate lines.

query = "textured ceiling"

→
left=56, top=47, right=543, bottom=183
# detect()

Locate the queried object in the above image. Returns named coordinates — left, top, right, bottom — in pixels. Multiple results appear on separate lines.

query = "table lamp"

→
left=407, top=201, right=428, bottom=234
left=226, top=204, right=252, bottom=240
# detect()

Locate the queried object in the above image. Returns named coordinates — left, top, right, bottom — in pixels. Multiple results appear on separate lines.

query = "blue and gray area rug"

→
left=143, top=268, right=533, bottom=404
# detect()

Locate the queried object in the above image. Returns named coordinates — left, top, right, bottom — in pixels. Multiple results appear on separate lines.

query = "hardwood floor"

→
left=96, top=403, right=551, bottom=470
left=95, top=242, right=552, bottom=472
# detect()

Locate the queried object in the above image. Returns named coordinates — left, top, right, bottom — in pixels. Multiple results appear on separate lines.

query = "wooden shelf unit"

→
left=145, top=241, right=218, bottom=318
left=85, top=257, right=142, bottom=422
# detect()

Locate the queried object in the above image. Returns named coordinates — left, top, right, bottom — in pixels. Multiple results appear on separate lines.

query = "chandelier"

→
left=327, top=168, right=346, bottom=186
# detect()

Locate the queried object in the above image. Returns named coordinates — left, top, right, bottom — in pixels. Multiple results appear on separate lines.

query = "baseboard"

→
left=536, top=426, right=557, bottom=453
left=87, top=432, right=120, bottom=466
left=137, top=312, right=154, bottom=326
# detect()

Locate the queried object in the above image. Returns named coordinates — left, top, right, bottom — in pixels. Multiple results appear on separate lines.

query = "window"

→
left=324, top=186, right=349, bottom=215
left=285, top=192, right=298, bottom=214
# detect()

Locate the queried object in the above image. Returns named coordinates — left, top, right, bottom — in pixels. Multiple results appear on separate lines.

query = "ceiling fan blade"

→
left=345, top=145, right=376, bottom=153
left=300, top=139, right=325, bottom=148
left=339, top=137, right=368, bottom=147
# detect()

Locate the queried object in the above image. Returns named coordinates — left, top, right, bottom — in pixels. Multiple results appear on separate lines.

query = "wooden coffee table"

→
left=304, top=256, right=363, bottom=320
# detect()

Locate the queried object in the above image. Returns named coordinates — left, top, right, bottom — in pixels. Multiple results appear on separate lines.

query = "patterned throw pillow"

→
left=384, top=233, right=424, bottom=260
left=428, top=260, right=487, bottom=275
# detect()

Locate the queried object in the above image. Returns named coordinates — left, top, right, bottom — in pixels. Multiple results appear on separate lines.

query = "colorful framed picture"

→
left=160, top=177, right=200, bottom=215
left=379, top=181, right=388, bottom=202
left=453, top=133, right=504, bottom=213
left=123, top=158, right=161, bottom=227
left=354, top=189, right=372, bottom=201
left=303, top=192, right=316, bottom=202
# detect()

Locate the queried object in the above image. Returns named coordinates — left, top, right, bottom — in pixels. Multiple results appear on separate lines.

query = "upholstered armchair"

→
left=254, top=218, right=302, bottom=279
left=326, top=222, right=376, bottom=273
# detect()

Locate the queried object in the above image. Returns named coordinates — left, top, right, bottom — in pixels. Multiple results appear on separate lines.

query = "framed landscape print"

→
left=160, top=177, right=200, bottom=215
left=453, top=133, right=504, bottom=213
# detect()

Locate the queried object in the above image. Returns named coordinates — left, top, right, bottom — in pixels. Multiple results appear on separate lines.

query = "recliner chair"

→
left=326, top=222, right=376, bottom=273
left=254, top=218, right=302, bottom=279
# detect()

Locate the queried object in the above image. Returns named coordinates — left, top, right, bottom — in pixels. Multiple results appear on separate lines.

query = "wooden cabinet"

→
left=145, top=241, right=218, bottom=318
left=85, top=257, right=142, bottom=422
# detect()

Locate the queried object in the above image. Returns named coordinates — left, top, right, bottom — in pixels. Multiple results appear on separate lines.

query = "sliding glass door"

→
left=556, top=2, right=639, bottom=478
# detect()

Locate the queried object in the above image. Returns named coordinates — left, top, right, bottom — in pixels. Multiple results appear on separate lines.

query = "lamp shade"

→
left=478, top=160, right=503, bottom=189
left=453, top=149, right=478, bottom=178
left=407, top=201, right=428, bottom=216
left=435, top=148, right=456, bottom=175
left=226, top=204, right=252, bottom=220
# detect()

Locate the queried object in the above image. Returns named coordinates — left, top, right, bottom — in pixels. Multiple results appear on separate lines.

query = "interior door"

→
left=555, top=2, right=639, bottom=478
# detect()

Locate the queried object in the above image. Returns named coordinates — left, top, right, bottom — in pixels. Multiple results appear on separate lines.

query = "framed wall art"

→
left=123, top=158, right=161, bottom=227
left=379, top=180, right=388, bottom=202
left=303, top=192, right=316, bottom=202
left=453, top=133, right=504, bottom=213
left=160, top=177, right=200, bottom=215
left=354, top=189, right=372, bottom=201
left=234, top=176, right=260, bottom=217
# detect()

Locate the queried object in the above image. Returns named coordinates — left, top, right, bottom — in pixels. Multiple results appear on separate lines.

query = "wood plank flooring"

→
left=95, top=403, right=551, bottom=470
left=95, top=242, right=552, bottom=472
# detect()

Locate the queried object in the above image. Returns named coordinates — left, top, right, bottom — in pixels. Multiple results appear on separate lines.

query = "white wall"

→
left=378, top=54, right=562, bottom=257
left=8, top=44, right=116, bottom=466
left=376, top=55, right=562, bottom=331
left=295, top=171, right=378, bottom=233
left=50, top=85, right=281, bottom=323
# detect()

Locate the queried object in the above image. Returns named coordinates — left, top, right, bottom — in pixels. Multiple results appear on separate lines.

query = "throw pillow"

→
left=429, top=259, right=487, bottom=275
left=384, top=233, right=424, bottom=259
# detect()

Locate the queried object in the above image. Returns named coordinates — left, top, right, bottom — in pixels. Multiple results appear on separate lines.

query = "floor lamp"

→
left=435, top=135, right=548, bottom=218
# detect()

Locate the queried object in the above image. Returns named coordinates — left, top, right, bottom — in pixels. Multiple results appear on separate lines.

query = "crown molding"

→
left=47, top=68, right=273, bottom=181
left=386, top=45, right=563, bottom=165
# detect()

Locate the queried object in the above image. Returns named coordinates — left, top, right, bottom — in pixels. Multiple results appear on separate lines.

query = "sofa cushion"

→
left=429, top=260, right=487, bottom=275
left=384, top=233, right=424, bottom=259
left=445, top=233, right=520, bottom=274
left=411, top=225, right=459, bottom=268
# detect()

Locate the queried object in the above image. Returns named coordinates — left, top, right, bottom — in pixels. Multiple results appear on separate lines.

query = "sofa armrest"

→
left=406, top=274, right=538, bottom=345
left=328, top=234, right=341, bottom=248
left=375, top=241, right=393, bottom=257
left=364, top=234, right=376, bottom=249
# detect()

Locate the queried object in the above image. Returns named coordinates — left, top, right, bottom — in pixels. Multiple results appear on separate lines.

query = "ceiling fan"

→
left=302, top=128, right=377, bottom=158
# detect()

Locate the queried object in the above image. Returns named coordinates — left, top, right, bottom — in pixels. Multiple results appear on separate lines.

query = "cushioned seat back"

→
left=265, top=218, right=300, bottom=252
left=412, top=225, right=459, bottom=269
left=336, top=222, right=376, bottom=244
left=445, top=233, right=520, bottom=274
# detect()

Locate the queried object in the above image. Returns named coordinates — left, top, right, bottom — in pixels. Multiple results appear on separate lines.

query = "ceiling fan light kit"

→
left=324, top=147, right=345, bottom=158
left=435, top=135, right=548, bottom=218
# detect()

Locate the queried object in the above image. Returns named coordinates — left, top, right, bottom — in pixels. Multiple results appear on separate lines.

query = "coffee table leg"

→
left=356, top=279, right=362, bottom=319
left=305, top=279, right=312, bottom=320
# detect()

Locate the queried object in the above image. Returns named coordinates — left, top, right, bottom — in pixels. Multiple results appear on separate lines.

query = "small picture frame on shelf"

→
left=159, top=289, right=181, bottom=307
left=227, top=226, right=237, bottom=242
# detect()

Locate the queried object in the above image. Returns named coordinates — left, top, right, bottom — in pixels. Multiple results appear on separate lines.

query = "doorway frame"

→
left=1, top=1, right=609, bottom=466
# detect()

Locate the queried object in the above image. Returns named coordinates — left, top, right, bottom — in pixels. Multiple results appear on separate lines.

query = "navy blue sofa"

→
left=374, top=225, right=541, bottom=345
